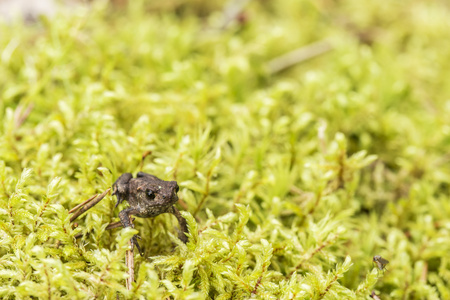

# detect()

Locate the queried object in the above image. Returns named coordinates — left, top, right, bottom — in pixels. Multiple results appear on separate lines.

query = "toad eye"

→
left=175, top=186, right=179, bottom=193
left=146, top=190, right=155, bottom=200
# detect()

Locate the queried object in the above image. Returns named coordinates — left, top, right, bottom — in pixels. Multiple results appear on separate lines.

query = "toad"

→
left=112, top=172, right=188, bottom=254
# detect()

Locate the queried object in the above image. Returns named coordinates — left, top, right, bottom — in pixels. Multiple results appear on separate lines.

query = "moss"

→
left=1, top=0, right=449, bottom=299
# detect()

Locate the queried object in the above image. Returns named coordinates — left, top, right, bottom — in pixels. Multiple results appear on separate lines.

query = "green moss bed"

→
left=1, top=0, right=450, bottom=299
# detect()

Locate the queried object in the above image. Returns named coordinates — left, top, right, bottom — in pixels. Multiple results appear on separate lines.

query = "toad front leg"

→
left=118, top=207, right=143, bottom=255
left=169, top=206, right=188, bottom=243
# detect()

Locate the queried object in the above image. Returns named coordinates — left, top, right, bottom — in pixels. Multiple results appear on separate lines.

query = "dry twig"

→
left=68, top=194, right=98, bottom=214
left=267, top=40, right=333, bottom=74
left=69, top=188, right=111, bottom=222
left=125, top=241, right=135, bottom=290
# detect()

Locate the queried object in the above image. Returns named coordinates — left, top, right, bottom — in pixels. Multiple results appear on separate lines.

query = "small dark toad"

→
left=112, top=172, right=188, bottom=254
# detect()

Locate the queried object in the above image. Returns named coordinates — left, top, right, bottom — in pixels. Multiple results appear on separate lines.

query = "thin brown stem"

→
left=307, top=190, right=323, bottom=216
left=172, top=152, right=184, bottom=181
left=199, top=219, right=220, bottom=234
left=69, top=194, right=98, bottom=214
left=317, top=273, right=339, bottom=299
left=138, top=151, right=152, bottom=171
left=125, top=240, right=135, bottom=290
left=43, top=263, right=52, bottom=300
left=106, top=220, right=124, bottom=230
left=177, top=197, right=189, bottom=211
left=337, top=150, right=345, bottom=189
left=69, top=188, right=111, bottom=222
left=288, top=234, right=338, bottom=277
left=251, top=276, right=262, bottom=295
left=193, top=171, right=212, bottom=217
left=34, top=194, right=53, bottom=230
